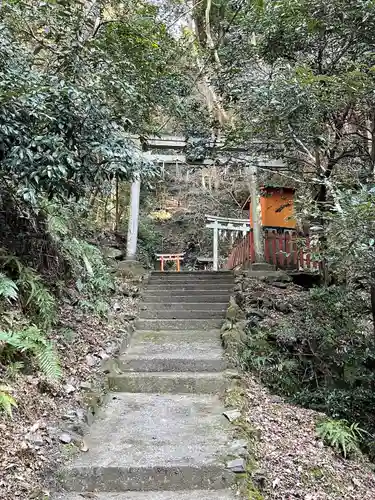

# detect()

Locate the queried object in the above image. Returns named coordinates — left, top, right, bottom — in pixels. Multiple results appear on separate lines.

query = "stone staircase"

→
left=56, top=271, right=241, bottom=500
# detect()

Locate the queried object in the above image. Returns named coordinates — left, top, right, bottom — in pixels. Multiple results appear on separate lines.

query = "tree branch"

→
left=288, top=126, right=315, bottom=163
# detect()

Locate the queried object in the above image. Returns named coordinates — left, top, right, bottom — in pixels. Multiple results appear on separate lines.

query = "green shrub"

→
left=239, top=285, right=375, bottom=456
left=65, top=238, right=113, bottom=297
left=0, top=255, right=57, bottom=328
left=46, top=203, right=114, bottom=300
left=316, top=418, right=366, bottom=458
left=137, top=218, right=163, bottom=267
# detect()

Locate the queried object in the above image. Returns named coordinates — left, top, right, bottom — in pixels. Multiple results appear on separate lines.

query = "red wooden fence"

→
left=226, top=229, right=320, bottom=271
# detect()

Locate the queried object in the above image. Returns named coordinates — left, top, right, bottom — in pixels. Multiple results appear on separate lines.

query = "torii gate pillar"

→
left=126, top=175, right=141, bottom=260
left=213, top=220, right=219, bottom=271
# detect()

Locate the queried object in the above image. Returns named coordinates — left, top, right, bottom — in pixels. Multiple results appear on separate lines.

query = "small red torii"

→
left=155, top=253, right=185, bottom=272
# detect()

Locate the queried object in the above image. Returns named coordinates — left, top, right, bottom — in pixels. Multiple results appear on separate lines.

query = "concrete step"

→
left=151, top=271, right=233, bottom=277
left=142, top=302, right=227, bottom=311
left=108, top=372, right=227, bottom=394
left=149, top=276, right=234, bottom=285
left=146, top=284, right=233, bottom=292
left=59, top=393, right=235, bottom=491
left=246, top=269, right=289, bottom=279
left=55, top=491, right=237, bottom=499
left=130, top=329, right=222, bottom=341
left=118, top=330, right=227, bottom=372
left=142, top=294, right=230, bottom=303
left=148, top=281, right=234, bottom=289
left=136, top=319, right=223, bottom=330
left=139, top=310, right=225, bottom=320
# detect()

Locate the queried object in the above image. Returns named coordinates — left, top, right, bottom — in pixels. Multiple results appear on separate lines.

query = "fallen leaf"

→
left=352, top=477, right=361, bottom=488
left=80, top=438, right=89, bottom=452
left=29, top=422, right=40, bottom=433
left=272, top=477, right=280, bottom=489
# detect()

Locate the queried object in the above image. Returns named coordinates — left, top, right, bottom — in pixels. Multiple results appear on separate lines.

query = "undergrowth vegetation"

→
left=47, top=203, right=115, bottom=311
left=0, top=200, right=117, bottom=417
left=316, top=418, right=367, bottom=458
left=239, top=286, right=375, bottom=458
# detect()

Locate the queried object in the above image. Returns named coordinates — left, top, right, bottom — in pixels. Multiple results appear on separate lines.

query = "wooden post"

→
left=213, top=220, right=219, bottom=271
left=246, top=164, right=264, bottom=262
left=126, top=175, right=141, bottom=260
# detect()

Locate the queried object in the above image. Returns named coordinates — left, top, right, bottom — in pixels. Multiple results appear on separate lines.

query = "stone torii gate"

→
left=125, top=134, right=284, bottom=261
left=205, top=215, right=251, bottom=270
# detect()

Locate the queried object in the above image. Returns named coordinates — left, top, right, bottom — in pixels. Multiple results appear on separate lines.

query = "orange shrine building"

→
left=242, top=186, right=296, bottom=229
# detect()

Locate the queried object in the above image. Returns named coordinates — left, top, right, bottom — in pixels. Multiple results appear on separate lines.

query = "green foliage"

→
left=0, top=385, right=17, bottom=418
left=1, top=255, right=56, bottom=329
left=46, top=203, right=114, bottom=304
left=0, top=273, right=18, bottom=302
left=316, top=419, right=366, bottom=458
left=65, top=239, right=113, bottom=295
left=239, top=285, right=375, bottom=455
left=0, top=0, right=171, bottom=203
left=79, top=298, right=109, bottom=318
left=5, top=361, right=24, bottom=379
left=137, top=218, right=163, bottom=268
left=323, top=186, right=375, bottom=285
left=0, top=326, right=61, bottom=381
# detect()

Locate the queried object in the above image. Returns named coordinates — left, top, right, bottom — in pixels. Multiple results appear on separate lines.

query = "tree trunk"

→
left=371, top=273, right=375, bottom=335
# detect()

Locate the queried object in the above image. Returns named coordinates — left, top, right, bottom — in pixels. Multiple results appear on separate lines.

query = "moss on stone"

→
left=224, top=384, right=264, bottom=499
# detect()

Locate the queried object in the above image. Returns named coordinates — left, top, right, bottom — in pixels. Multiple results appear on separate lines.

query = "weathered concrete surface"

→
left=151, top=271, right=234, bottom=281
left=142, top=302, right=227, bottom=311
left=149, top=273, right=234, bottom=284
left=57, top=272, right=239, bottom=499
left=247, top=269, right=290, bottom=279
left=149, top=279, right=234, bottom=287
left=146, top=284, right=233, bottom=291
left=140, top=310, right=226, bottom=320
left=136, top=319, right=223, bottom=330
left=108, top=372, right=227, bottom=394
left=118, top=330, right=226, bottom=372
left=142, top=292, right=231, bottom=302
left=123, top=330, right=222, bottom=345
left=56, top=490, right=237, bottom=499
left=60, top=393, right=235, bottom=492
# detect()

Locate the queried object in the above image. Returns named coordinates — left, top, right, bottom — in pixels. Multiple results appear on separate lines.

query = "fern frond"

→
left=18, top=326, right=61, bottom=380
left=0, top=254, right=56, bottom=328
left=34, top=344, right=62, bottom=381
left=0, top=327, right=61, bottom=381
left=5, top=361, right=24, bottom=379
left=18, top=267, right=56, bottom=328
left=0, top=330, right=25, bottom=350
left=0, top=273, right=18, bottom=301
left=81, top=251, right=94, bottom=276
left=0, top=385, right=17, bottom=418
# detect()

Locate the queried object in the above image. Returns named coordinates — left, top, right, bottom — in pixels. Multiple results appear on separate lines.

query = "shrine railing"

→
left=226, top=228, right=320, bottom=271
